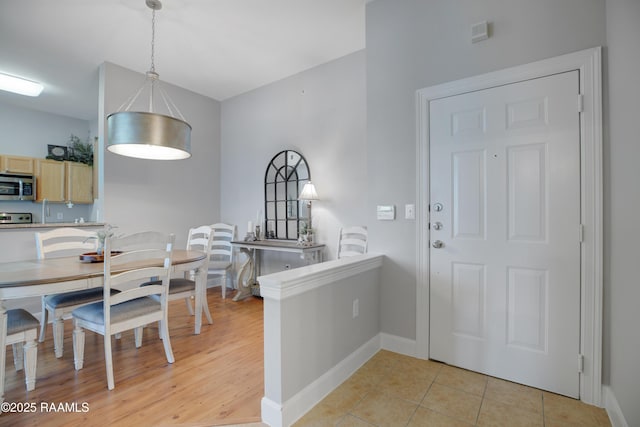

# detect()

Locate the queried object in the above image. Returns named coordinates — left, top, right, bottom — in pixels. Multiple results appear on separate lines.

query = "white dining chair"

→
left=71, top=231, right=175, bottom=390
left=208, top=223, right=236, bottom=299
left=141, top=225, right=214, bottom=333
left=337, top=226, right=368, bottom=259
left=35, top=227, right=99, bottom=358
left=4, top=308, right=40, bottom=392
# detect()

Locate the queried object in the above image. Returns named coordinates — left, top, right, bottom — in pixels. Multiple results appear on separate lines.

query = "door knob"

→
left=432, top=240, right=444, bottom=249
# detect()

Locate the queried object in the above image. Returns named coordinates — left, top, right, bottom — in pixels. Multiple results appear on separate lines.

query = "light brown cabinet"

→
left=35, top=159, right=65, bottom=202
left=66, top=162, right=93, bottom=203
left=1, top=155, right=35, bottom=174
left=35, top=159, right=93, bottom=203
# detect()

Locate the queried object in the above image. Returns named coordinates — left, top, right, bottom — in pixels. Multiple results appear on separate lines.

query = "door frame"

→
left=415, top=47, right=603, bottom=405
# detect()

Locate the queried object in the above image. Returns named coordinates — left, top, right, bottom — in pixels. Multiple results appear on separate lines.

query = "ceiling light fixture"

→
left=107, top=0, right=191, bottom=160
left=0, top=72, right=43, bottom=97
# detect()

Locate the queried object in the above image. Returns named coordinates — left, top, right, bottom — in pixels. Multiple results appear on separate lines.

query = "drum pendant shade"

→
left=106, top=0, right=192, bottom=160
left=107, top=112, right=191, bottom=160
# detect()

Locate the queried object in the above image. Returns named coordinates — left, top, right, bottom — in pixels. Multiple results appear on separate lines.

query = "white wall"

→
left=366, top=0, right=606, bottom=342
left=604, top=0, right=640, bottom=425
left=221, top=51, right=367, bottom=266
left=100, top=62, right=221, bottom=248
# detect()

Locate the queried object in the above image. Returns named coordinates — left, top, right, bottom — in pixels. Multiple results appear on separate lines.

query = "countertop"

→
left=0, top=222, right=105, bottom=230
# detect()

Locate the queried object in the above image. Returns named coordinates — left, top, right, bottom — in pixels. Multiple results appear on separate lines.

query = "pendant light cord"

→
left=150, top=8, right=156, bottom=73
left=114, top=0, right=188, bottom=122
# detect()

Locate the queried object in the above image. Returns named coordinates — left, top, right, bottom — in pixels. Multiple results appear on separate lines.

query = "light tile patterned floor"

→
left=293, top=350, right=611, bottom=427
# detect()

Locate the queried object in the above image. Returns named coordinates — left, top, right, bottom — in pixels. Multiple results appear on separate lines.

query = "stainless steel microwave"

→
left=0, top=173, right=36, bottom=201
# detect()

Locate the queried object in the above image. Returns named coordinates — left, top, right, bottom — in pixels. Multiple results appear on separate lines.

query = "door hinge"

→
left=579, top=224, right=584, bottom=243
left=578, top=354, right=584, bottom=373
left=578, top=94, right=584, bottom=113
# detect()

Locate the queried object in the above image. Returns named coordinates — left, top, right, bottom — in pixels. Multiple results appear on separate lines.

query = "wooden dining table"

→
left=0, top=249, right=208, bottom=402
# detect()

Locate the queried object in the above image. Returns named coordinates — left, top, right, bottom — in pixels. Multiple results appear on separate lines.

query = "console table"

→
left=230, top=240, right=325, bottom=300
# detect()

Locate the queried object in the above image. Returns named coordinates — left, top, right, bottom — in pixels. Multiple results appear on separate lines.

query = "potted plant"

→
left=85, top=224, right=117, bottom=255
left=67, top=133, right=95, bottom=166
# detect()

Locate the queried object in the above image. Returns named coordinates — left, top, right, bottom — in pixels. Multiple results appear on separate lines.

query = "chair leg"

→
left=52, top=316, right=64, bottom=358
left=72, top=323, right=85, bottom=370
left=157, top=320, right=164, bottom=340
left=160, top=315, right=174, bottom=364
left=221, top=271, right=227, bottom=299
left=184, top=297, right=194, bottom=316
left=134, top=327, right=143, bottom=348
left=38, top=298, right=48, bottom=342
left=23, top=340, right=37, bottom=392
left=12, top=343, right=24, bottom=371
left=105, top=335, right=115, bottom=390
left=202, top=293, right=213, bottom=325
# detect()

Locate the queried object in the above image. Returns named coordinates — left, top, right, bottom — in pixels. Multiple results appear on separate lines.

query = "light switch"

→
left=405, top=204, right=415, bottom=220
left=377, top=205, right=395, bottom=220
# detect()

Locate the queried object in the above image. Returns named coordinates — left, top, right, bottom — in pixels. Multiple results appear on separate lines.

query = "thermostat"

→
left=377, top=205, right=396, bottom=220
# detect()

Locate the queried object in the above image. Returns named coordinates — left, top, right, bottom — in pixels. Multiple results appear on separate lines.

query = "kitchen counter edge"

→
left=0, top=222, right=105, bottom=230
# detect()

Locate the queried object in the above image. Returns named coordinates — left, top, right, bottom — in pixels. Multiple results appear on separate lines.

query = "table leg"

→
left=233, top=248, right=254, bottom=302
left=194, top=266, right=207, bottom=335
left=0, top=302, right=7, bottom=404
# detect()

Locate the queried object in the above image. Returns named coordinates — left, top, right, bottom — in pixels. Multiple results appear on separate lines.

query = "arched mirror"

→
left=264, top=150, right=310, bottom=240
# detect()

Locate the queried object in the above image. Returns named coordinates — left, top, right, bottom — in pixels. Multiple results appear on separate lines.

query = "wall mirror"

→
left=264, top=150, right=310, bottom=240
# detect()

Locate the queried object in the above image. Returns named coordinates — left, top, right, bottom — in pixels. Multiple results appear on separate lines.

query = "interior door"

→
left=429, top=71, right=581, bottom=398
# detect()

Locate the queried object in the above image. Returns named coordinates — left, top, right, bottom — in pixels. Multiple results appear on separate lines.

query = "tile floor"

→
left=293, top=350, right=611, bottom=427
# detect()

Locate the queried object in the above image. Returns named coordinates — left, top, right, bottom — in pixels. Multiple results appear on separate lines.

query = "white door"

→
left=429, top=71, right=581, bottom=398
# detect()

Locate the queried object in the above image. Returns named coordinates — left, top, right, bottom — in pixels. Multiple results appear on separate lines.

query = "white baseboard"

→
left=260, top=397, right=282, bottom=427
left=262, top=334, right=381, bottom=427
left=380, top=332, right=417, bottom=357
left=603, top=385, right=629, bottom=427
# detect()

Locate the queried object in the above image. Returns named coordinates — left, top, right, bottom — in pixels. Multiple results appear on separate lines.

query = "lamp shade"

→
left=107, top=111, right=191, bottom=160
left=105, top=1, right=192, bottom=161
left=299, top=181, right=319, bottom=201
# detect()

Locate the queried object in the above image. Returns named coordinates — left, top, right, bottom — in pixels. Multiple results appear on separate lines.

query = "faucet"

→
left=41, top=198, right=48, bottom=224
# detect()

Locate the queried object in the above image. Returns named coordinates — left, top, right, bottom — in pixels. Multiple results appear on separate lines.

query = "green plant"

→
left=67, top=133, right=95, bottom=166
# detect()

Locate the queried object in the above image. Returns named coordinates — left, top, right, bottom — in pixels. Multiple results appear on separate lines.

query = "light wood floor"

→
left=1, top=290, right=264, bottom=427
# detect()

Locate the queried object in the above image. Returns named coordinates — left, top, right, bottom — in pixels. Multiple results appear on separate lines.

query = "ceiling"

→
left=0, top=0, right=366, bottom=121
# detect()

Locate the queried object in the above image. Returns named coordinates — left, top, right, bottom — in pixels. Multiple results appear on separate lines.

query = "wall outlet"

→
left=284, top=264, right=291, bottom=270
left=352, top=299, right=359, bottom=319
left=56, top=212, right=63, bottom=220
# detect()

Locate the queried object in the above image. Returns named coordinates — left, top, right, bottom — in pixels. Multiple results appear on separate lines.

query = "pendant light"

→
left=107, top=0, right=191, bottom=160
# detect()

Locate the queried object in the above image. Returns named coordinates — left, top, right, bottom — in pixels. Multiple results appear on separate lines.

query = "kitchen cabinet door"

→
left=66, top=162, right=93, bottom=203
left=35, top=159, right=65, bottom=202
left=1, top=155, right=35, bottom=174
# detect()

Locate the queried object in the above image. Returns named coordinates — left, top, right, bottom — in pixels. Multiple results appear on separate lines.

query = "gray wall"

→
left=100, top=62, right=222, bottom=248
left=0, top=102, right=94, bottom=223
left=0, top=102, right=89, bottom=158
left=279, top=267, right=380, bottom=402
left=220, top=51, right=367, bottom=265
left=365, top=0, right=606, bottom=343
left=604, top=0, right=640, bottom=425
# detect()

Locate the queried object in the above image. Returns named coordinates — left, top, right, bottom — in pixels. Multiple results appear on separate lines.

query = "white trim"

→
left=260, top=396, right=282, bottom=427
left=603, top=386, right=629, bottom=427
left=261, top=334, right=381, bottom=427
left=259, top=254, right=383, bottom=300
left=380, top=333, right=417, bottom=358
left=416, top=47, right=603, bottom=405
